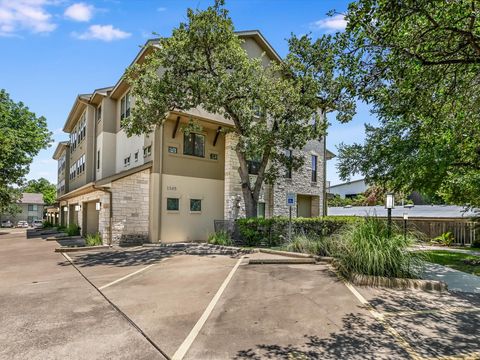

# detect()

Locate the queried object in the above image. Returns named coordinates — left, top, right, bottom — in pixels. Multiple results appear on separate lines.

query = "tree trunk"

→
left=235, top=145, right=259, bottom=218
left=242, top=185, right=258, bottom=218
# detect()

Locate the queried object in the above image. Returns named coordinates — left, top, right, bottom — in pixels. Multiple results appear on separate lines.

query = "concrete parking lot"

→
left=1, top=229, right=479, bottom=360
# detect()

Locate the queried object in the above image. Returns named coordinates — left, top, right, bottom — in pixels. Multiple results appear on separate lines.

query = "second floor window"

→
left=120, top=91, right=131, bottom=123
left=96, top=105, right=102, bottom=122
left=311, top=155, right=318, bottom=183
left=184, top=133, right=205, bottom=157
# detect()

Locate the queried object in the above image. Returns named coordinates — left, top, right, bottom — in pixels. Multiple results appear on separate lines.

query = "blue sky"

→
left=0, top=0, right=372, bottom=186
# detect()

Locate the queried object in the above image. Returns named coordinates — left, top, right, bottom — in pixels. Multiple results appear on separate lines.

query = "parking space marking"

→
left=99, top=263, right=157, bottom=290
left=171, top=256, right=244, bottom=360
left=343, top=280, right=422, bottom=360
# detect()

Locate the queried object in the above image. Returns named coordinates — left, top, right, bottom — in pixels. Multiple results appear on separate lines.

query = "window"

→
left=257, top=202, right=266, bottom=218
left=253, top=104, right=262, bottom=118
left=143, top=145, right=152, bottom=157
left=285, top=149, right=293, bottom=179
left=96, top=105, right=102, bottom=122
left=120, top=91, right=131, bottom=123
left=183, top=133, right=205, bottom=157
left=97, top=150, right=100, bottom=170
left=190, top=199, right=202, bottom=212
left=210, top=153, right=218, bottom=160
left=311, top=155, right=318, bottom=183
left=247, top=158, right=261, bottom=175
left=28, top=205, right=37, bottom=211
left=124, top=155, right=131, bottom=167
left=167, top=198, right=179, bottom=211
left=134, top=151, right=139, bottom=161
left=168, top=146, right=177, bottom=154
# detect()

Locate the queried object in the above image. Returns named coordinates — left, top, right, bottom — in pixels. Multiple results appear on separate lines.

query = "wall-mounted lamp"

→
left=63, top=206, right=68, bottom=212
left=74, top=205, right=81, bottom=212
left=95, top=202, right=101, bottom=211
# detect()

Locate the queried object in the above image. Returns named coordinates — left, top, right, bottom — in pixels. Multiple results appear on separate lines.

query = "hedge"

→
left=236, top=216, right=360, bottom=247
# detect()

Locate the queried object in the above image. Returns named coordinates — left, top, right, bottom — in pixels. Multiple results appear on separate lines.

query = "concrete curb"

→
left=247, top=258, right=317, bottom=265
left=258, top=248, right=333, bottom=263
left=46, top=235, right=80, bottom=241
left=55, top=245, right=111, bottom=253
left=349, top=273, right=448, bottom=292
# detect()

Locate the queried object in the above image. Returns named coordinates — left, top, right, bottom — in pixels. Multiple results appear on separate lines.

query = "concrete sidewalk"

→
left=422, top=263, right=480, bottom=294
left=414, top=244, right=480, bottom=256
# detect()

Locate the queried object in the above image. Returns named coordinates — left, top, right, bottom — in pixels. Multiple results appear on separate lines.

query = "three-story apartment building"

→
left=53, top=30, right=334, bottom=245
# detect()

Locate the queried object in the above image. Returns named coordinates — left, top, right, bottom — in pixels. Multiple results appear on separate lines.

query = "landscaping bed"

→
left=424, top=250, right=480, bottom=276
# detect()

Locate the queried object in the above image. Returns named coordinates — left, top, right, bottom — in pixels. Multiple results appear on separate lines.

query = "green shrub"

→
left=431, top=232, right=455, bottom=246
left=335, top=217, right=424, bottom=279
left=57, top=225, right=66, bottom=232
left=66, top=224, right=80, bottom=236
left=42, top=221, right=55, bottom=228
left=236, top=216, right=359, bottom=247
left=85, top=233, right=102, bottom=246
left=208, top=230, right=232, bottom=246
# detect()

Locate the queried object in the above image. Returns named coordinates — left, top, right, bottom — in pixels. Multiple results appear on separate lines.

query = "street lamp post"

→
left=403, top=212, right=409, bottom=241
left=386, top=193, right=394, bottom=237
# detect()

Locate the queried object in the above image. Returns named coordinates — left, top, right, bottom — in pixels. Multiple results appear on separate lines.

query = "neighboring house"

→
left=328, top=178, right=368, bottom=199
left=53, top=30, right=334, bottom=245
left=0, top=193, right=44, bottom=224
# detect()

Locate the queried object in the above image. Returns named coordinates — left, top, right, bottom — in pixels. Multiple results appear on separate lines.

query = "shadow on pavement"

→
left=57, top=245, right=241, bottom=268
left=234, top=313, right=409, bottom=360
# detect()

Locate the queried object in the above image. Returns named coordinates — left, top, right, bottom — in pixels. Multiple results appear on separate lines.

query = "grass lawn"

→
left=424, top=250, right=480, bottom=276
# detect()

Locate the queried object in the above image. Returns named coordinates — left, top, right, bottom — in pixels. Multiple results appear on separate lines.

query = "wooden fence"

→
left=391, top=217, right=478, bottom=246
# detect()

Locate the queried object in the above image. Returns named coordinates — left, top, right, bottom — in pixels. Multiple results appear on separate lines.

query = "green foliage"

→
left=42, top=221, right=54, bottom=229
left=335, top=217, right=424, bottom=279
left=22, top=178, right=57, bottom=206
left=237, top=216, right=358, bottom=247
left=85, top=233, right=103, bottom=246
left=337, top=1, right=480, bottom=208
left=57, top=225, right=66, bottom=232
left=431, top=232, right=455, bottom=247
left=207, top=230, right=232, bottom=246
left=66, top=224, right=80, bottom=237
left=125, top=0, right=354, bottom=217
left=424, top=250, right=480, bottom=276
left=0, top=89, right=52, bottom=212
left=286, top=234, right=336, bottom=257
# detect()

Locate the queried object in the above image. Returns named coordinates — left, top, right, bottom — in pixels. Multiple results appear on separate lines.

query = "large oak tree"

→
left=0, top=90, right=51, bottom=213
left=336, top=0, right=480, bottom=208
left=125, top=0, right=354, bottom=217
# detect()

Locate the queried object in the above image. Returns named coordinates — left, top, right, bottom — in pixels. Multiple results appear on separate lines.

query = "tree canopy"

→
left=125, top=0, right=354, bottom=217
left=0, top=89, right=52, bottom=213
left=22, top=178, right=56, bottom=206
left=336, top=0, right=480, bottom=208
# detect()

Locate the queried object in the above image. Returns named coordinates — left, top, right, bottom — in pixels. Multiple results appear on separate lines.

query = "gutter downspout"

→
left=93, top=186, right=113, bottom=246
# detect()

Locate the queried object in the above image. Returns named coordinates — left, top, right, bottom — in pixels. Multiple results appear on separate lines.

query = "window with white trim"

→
left=120, top=91, right=131, bottom=125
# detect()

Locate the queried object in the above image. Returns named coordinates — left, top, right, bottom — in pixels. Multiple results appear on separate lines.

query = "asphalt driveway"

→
left=1, top=229, right=479, bottom=360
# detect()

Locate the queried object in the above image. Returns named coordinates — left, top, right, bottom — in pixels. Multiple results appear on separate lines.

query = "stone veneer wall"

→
left=224, top=134, right=325, bottom=219
left=271, top=139, right=325, bottom=218
left=110, top=168, right=150, bottom=245
left=58, top=168, right=150, bottom=246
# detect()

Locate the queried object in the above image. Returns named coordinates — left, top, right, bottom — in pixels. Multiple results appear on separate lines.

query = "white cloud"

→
left=311, top=14, right=347, bottom=32
left=157, top=7, right=166, bottom=12
left=0, top=0, right=57, bottom=36
left=64, top=2, right=94, bottom=22
left=73, top=24, right=131, bottom=41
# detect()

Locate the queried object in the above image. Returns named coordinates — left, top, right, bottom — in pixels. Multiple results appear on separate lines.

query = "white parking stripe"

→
left=172, top=256, right=244, bottom=360
left=99, top=263, right=157, bottom=290
left=343, top=280, right=421, bottom=360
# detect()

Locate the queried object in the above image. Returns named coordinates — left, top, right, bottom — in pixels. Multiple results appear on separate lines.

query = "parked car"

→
left=1, top=220, right=13, bottom=228
left=31, top=220, right=44, bottom=229
left=16, top=221, right=29, bottom=228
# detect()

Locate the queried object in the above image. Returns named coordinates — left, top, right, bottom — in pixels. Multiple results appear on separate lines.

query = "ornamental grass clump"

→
left=287, top=234, right=335, bottom=256
left=335, top=217, right=424, bottom=279
left=208, top=230, right=232, bottom=246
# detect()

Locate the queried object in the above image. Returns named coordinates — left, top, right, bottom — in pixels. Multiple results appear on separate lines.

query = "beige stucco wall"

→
left=162, top=117, right=225, bottom=180
left=161, top=174, right=224, bottom=242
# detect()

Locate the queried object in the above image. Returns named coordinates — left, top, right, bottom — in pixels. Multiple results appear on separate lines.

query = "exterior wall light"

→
left=95, top=202, right=101, bottom=211
left=74, top=205, right=81, bottom=212
left=63, top=206, right=68, bottom=212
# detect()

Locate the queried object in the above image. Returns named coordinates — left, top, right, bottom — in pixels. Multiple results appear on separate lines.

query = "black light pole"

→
left=403, top=212, right=408, bottom=241
left=386, top=193, right=394, bottom=238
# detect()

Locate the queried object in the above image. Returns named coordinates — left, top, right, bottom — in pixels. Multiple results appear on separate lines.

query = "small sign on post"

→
left=286, top=193, right=296, bottom=243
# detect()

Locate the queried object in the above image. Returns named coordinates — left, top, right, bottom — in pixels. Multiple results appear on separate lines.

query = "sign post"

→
left=286, top=193, right=296, bottom=243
